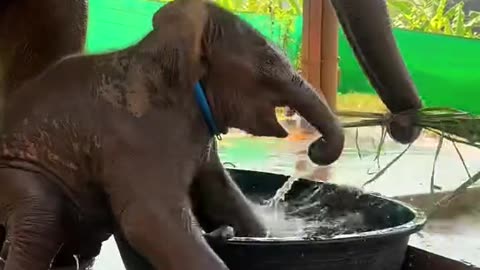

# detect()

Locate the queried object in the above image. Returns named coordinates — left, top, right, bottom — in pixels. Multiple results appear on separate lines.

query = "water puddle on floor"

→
left=410, top=214, right=480, bottom=266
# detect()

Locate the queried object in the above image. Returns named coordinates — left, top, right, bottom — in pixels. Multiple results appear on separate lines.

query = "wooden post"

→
left=320, top=0, right=339, bottom=109
left=301, top=0, right=322, bottom=92
left=301, top=0, right=339, bottom=109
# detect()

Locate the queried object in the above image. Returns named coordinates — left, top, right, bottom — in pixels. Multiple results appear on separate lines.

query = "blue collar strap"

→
left=194, top=82, right=222, bottom=140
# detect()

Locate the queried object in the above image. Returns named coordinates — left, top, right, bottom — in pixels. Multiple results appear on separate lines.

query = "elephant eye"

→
left=256, top=46, right=294, bottom=84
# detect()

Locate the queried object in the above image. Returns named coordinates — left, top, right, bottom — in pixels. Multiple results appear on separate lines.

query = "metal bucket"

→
left=206, top=169, right=426, bottom=270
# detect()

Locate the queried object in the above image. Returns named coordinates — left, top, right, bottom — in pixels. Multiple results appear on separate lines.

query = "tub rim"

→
left=207, top=169, right=427, bottom=245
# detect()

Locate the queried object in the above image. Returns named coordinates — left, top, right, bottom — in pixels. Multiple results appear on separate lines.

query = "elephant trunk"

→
left=285, top=77, right=345, bottom=166
left=330, top=0, right=422, bottom=113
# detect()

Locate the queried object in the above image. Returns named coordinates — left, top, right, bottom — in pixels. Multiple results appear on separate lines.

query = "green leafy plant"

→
left=387, top=0, right=480, bottom=38
left=186, top=0, right=302, bottom=15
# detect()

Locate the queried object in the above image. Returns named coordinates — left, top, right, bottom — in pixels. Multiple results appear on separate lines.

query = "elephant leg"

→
left=113, top=198, right=229, bottom=270
left=0, top=226, right=4, bottom=268
left=0, top=168, right=64, bottom=270
left=190, top=170, right=266, bottom=237
left=190, top=142, right=266, bottom=237
left=114, top=215, right=234, bottom=270
left=106, top=154, right=230, bottom=270
left=114, top=230, right=154, bottom=270
left=51, top=238, right=104, bottom=269
left=52, top=263, right=95, bottom=270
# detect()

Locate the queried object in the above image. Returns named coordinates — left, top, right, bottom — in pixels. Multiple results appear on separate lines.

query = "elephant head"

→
left=148, top=0, right=424, bottom=165
left=149, top=0, right=345, bottom=166
left=330, top=0, right=423, bottom=143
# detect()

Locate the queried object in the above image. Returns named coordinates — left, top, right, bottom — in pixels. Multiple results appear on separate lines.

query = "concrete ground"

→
left=89, top=122, right=480, bottom=269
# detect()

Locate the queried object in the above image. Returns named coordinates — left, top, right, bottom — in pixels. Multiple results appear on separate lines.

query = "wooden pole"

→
left=301, top=0, right=339, bottom=110
left=297, top=0, right=340, bottom=133
left=301, top=0, right=322, bottom=92
left=320, top=0, right=339, bottom=109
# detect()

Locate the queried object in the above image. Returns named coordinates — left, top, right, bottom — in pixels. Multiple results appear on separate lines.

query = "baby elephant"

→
left=0, top=0, right=345, bottom=269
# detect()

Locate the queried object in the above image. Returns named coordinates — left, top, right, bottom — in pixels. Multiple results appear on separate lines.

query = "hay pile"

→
left=338, top=107, right=480, bottom=217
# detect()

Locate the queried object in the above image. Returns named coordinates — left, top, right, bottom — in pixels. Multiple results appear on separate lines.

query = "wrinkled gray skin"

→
left=0, top=0, right=423, bottom=270
left=329, top=0, right=423, bottom=145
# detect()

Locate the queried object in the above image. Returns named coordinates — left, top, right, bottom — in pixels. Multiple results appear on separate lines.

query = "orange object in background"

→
left=286, top=130, right=312, bottom=142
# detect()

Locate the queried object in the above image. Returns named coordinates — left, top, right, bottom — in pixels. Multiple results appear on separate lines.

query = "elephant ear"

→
left=146, top=0, right=208, bottom=88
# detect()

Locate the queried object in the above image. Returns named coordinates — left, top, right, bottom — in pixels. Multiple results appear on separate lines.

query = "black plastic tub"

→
left=205, top=169, right=427, bottom=270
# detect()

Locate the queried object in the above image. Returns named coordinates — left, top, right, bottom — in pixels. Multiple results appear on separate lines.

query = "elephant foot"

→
left=205, top=226, right=235, bottom=240
left=51, top=258, right=96, bottom=270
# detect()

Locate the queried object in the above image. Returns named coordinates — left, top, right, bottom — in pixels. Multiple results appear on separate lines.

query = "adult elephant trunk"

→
left=285, top=78, right=345, bottom=166
left=330, top=0, right=423, bottom=143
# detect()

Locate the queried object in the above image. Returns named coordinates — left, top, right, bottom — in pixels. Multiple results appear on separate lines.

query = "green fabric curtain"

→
left=339, top=29, right=480, bottom=114
left=87, top=0, right=480, bottom=114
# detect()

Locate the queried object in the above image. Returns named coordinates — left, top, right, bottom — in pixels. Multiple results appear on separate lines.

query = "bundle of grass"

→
left=338, top=107, right=480, bottom=217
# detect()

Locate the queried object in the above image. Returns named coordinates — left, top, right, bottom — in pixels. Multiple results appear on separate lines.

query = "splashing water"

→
left=252, top=203, right=308, bottom=238
left=263, top=174, right=301, bottom=232
left=266, top=175, right=300, bottom=207
left=252, top=201, right=368, bottom=239
left=253, top=179, right=370, bottom=239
